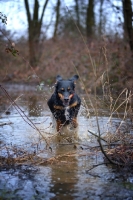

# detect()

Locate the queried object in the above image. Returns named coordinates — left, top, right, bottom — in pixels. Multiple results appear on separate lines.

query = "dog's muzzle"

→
left=58, top=93, right=74, bottom=107
left=63, top=97, right=70, bottom=106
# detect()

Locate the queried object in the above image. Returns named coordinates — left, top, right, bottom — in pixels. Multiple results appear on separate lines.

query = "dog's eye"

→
left=67, top=87, right=70, bottom=91
left=61, top=88, right=64, bottom=91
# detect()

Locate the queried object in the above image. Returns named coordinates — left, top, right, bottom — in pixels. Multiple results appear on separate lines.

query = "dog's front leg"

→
left=53, top=109, right=67, bottom=132
left=68, top=104, right=80, bottom=128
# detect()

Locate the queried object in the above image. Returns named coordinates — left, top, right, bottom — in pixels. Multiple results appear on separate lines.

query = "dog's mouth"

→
left=58, top=93, right=74, bottom=107
left=63, top=99, right=70, bottom=107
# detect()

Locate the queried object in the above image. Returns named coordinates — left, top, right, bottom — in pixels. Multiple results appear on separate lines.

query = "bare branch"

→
left=24, top=0, right=31, bottom=24
left=33, top=0, right=39, bottom=21
left=40, top=0, right=49, bottom=25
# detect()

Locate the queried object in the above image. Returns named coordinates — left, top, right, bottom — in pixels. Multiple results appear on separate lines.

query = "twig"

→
left=86, top=162, right=108, bottom=172
left=2, top=94, right=23, bottom=116
left=97, top=137, right=125, bottom=166
left=88, top=130, right=107, bottom=142
left=0, top=85, right=49, bottom=147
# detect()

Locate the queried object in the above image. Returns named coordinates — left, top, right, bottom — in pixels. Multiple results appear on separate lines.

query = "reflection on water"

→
left=28, top=95, right=41, bottom=117
left=0, top=84, right=133, bottom=199
left=50, top=144, right=78, bottom=200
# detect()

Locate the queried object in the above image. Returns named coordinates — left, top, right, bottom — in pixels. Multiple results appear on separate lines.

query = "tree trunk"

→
left=123, top=0, right=133, bottom=53
left=86, top=0, right=95, bottom=38
left=99, top=0, right=104, bottom=36
left=75, top=0, right=80, bottom=27
left=53, top=0, right=61, bottom=38
left=24, top=0, right=49, bottom=67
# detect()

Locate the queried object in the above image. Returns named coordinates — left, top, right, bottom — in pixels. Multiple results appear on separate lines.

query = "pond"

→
left=0, top=83, right=133, bottom=200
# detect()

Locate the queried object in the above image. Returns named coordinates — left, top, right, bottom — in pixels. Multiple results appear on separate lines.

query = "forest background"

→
left=0, top=0, right=133, bottom=95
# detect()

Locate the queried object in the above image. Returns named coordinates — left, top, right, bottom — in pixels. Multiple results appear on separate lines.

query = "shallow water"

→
left=0, top=83, right=133, bottom=200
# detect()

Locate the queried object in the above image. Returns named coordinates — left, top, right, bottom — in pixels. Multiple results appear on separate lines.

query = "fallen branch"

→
left=86, top=162, right=108, bottom=173
left=0, top=122, right=13, bottom=126
left=88, top=130, right=107, bottom=142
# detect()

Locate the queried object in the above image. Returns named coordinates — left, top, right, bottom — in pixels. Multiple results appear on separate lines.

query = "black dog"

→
left=47, top=75, right=81, bottom=132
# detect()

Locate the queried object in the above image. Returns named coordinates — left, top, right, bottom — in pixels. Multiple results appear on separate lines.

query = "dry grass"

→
left=0, top=35, right=132, bottom=93
left=0, top=33, right=133, bottom=169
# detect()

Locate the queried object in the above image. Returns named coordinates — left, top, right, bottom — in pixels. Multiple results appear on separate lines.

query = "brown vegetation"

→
left=0, top=35, right=132, bottom=94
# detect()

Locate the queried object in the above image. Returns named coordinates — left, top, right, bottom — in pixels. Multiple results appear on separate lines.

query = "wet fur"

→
left=47, top=75, right=81, bottom=132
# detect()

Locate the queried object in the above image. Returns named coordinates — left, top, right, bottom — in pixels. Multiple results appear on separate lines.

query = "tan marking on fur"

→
left=54, top=105, right=64, bottom=110
left=69, top=94, right=74, bottom=99
left=69, top=101, right=78, bottom=108
left=56, top=120, right=62, bottom=132
left=71, top=117, right=78, bottom=128
left=58, top=93, right=64, bottom=100
left=56, top=120, right=64, bottom=132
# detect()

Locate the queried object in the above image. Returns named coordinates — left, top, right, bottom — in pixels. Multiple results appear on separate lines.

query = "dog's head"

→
left=55, top=75, right=79, bottom=106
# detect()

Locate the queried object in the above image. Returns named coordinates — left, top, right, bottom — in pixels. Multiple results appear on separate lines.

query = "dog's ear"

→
left=69, top=75, right=79, bottom=82
left=55, top=75, right=63, bottom=89
left=56, top=75, right=63, bottom=82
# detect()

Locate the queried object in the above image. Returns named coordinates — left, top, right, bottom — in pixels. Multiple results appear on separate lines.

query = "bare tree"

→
left=75, top=0, right=80, bottom=27
left=24, top=0, right=49, bottom=67
left=99, top=0, right=104, bottom=36
left=53, top=0, right=61, bottom=39
left=86, top=0, right=95, bottom=38
left=122, top=0, right=133, bottom=53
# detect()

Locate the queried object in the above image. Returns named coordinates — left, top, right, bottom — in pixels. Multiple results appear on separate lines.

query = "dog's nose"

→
left=64, top=98, right=69, bottom=102
left=63, top=98, right=69, bottom=106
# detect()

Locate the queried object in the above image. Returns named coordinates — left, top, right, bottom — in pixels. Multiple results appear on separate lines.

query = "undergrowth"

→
left=0, top=12, right=133, bottom=171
